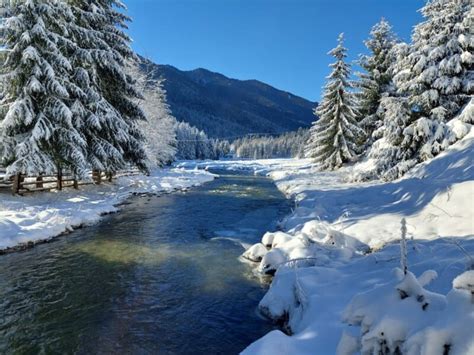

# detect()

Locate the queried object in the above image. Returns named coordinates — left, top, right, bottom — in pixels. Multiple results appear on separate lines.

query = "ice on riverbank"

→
left=195, top=129, right=474, bottom=354
left=0, top=168, right=216, bottom=250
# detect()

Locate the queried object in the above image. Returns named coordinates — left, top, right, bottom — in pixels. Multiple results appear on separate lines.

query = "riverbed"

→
left=0, top=171, right=291, bottom=354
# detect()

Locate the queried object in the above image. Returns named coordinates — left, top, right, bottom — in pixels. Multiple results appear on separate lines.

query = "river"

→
left=0, top=170, right=291, bottom=354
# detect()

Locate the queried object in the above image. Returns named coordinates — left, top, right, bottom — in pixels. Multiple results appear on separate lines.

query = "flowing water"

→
left=0, top=171, right=291, bottom=354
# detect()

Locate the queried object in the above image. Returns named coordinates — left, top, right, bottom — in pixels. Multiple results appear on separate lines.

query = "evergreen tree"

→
left=361, top=0, right=473, bottom=181
left=0, top=0, right=88, bottom=177
left=66, top=0, right=148, bottom=174
left=0, top=0, right=150, bottom=177
left=392, top=0, right=472, bottom=162
left=397, top=0, right=473, bottom=121
left=305, top=34, right=364, bottom=170
left=355, top=18, right=398, bottom=137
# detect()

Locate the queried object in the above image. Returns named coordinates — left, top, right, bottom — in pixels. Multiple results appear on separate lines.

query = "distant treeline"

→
left=175, top=121, right=230, bottom=160
left=231, top=128, right=309, bottom=159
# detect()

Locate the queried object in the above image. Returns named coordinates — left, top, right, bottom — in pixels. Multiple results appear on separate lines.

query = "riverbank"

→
left=0, top=168, right=216, bottom=251
left=183, top=129, right=474, bottom=354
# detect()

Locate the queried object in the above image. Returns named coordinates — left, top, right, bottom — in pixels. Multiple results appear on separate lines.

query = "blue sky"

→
left=125, top=0, right=425, bottom=102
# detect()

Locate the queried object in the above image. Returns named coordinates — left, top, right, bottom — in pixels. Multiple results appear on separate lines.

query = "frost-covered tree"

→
left=66, top=0, right=148, bottom=174
left=127, top=59, right=177, bottom=167
left=396, top=0, right=473, bottom=121
left=305, top=34, right=365, bottom=170
left=140, top=80, right=177, bottom=166
left=0, top=0, right=88, bottom=177
left=0, top=0, right=149, bottom=177
left=355, top=18, right=398, bottom=137
left=361, top=0, right=473, bottom=181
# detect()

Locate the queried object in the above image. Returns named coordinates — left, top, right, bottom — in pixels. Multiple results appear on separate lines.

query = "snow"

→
left=0, top=168, right=216, bottom=250
left=186, top=127, right=474, bottom=354
left=453, top=270, right=474, bottom=291
left=242, top=243, right=268, bottom=262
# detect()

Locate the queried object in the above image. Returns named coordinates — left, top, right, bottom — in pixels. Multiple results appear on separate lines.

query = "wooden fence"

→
left=0, top=168, right=140, bottom=195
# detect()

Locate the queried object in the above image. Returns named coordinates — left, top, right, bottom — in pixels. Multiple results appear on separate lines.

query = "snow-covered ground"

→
left=183, top=130, right=474, bottom=354
left=0, top=168, right=216, bottom=250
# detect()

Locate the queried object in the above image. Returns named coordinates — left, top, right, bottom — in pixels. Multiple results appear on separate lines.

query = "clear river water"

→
left=0, top=171, right=291, bottom=354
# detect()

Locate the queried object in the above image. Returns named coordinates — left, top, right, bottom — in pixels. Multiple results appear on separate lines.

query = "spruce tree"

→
left=66, top=0, right=148, bottom=174
left=305, top=34, right=364, bottom=170
left=355, top=18, right=398, bottom=137
left=0, top=0, right=88, bottom=177
left=392, top=0, right=472, bottom=162
left=397, top=0, right=473, bottom=121
left=362, top=0, right=473, bottom=181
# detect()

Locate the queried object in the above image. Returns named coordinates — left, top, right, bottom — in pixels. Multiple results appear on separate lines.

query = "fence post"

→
left=57, top=168, right=62, bottom=191
left=92, top=169, right=101, bottom=184
left=73, top=178, right=79, bottom=189
left=36, top=175, right=43, bottom=189
left=12, top=173, right=21, bottom=195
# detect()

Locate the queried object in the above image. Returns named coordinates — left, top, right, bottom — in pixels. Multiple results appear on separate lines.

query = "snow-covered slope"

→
left=274, top=129, right=474, bottom=249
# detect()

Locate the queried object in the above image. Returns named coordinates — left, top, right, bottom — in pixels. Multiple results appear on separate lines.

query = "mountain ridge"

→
left=138, top=58, right=317, bottom=138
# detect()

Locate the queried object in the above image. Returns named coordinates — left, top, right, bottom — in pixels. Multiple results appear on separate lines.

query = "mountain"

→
left=138, top=58, right=317, bottom=138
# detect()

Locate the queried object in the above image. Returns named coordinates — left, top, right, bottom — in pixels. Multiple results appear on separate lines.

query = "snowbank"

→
left=0, top=168, right=216, bottom=250
left=195, top=129, right=473, bottom=354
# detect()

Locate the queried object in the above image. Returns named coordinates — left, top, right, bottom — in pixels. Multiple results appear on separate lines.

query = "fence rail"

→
left=0, top=168, right=141, bottom=195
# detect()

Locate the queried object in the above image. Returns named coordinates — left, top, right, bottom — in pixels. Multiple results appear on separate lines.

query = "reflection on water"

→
left=0, top=171, right=290, bottom=354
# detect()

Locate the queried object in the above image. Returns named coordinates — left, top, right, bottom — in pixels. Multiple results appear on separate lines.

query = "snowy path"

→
left=0, top=168, right=216, bottom=250
left=181, top=131, right=474, bottom=354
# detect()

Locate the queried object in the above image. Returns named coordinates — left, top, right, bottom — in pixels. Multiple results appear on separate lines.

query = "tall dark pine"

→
left=305, top=34, right=364, bottom=170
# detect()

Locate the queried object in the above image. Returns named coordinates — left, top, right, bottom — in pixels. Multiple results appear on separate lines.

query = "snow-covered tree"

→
left=355, top=18, right=398, bottom=137
left=0, top=0, right=150, bottom=177
left=397, top=0, right=473, bottom=121
left=66, top=0, right=148, bottom=174
left=360, top=0, right=473, bottom=181
left=305, top=34, right=365, bottom=170
left=0, top=0, right=88, bottom=177
left=127, top=59, right=177, bottom=167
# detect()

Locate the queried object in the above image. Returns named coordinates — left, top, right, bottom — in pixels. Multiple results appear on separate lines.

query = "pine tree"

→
left=305, top=34, right=365, bottom=170
left=361, top=0, right=473, bottom=181
left=355, top=18, right=398, bottom=137
left=0, top=0, right=88, bottom=177
left=393, top=0, right=472, bottom=162
left=66, top=0, right=148, bottom=174
left=397, top=0, right=473, bottom=121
